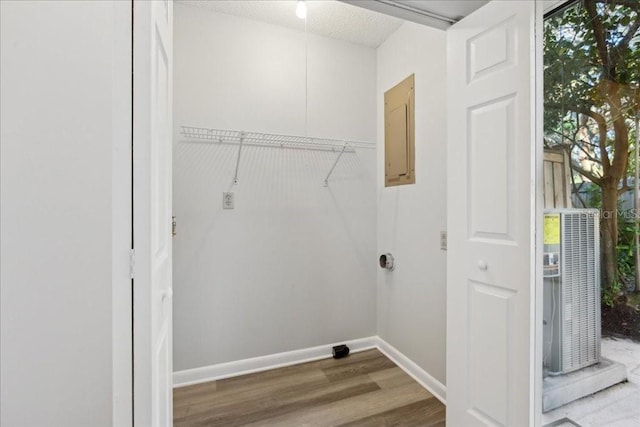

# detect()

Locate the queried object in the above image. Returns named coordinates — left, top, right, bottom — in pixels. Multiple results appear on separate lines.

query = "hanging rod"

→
left=180, top=126, right=376, bottom=151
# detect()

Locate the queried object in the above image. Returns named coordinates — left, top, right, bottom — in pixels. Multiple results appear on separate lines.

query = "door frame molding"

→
left=534, top=3, right=572, bottom=425
left=131, top=0, right=174, bottom=425
left=533, top=1, right=545, bottom=425
left=123, top=0, right=564, bottom=424
left=112, top=1, right=133, bottom=426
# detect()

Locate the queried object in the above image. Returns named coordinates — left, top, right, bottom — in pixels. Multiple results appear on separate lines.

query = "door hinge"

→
left=130, top=249, right=135, bottom=279
left=172, top=215, right=177, bottom=237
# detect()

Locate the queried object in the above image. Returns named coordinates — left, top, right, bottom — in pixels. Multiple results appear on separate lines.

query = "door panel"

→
left=447, top=1, right=537, bottom=426
left=468, top=95, right=516, bottom=241
left=134, top=0, right=173, bottom=426
left=467, top=281, right=516, bottom=425
left=467, top=17, right=516, bottom=83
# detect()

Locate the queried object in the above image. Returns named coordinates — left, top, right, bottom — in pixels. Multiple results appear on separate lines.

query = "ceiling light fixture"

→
left=296, top=0, right=307, bottom=20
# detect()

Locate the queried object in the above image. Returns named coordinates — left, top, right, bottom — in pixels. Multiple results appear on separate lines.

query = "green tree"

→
left=544, top=0, right=640, bottom=291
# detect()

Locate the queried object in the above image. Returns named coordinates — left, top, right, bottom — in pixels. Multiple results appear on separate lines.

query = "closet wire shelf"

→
left=180, top=126, right=375, bottom=187
left=180, top=126, right=376, bottom=151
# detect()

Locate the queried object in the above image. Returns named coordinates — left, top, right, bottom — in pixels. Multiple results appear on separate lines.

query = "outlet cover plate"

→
left=223, top=192, right=234, bottom=209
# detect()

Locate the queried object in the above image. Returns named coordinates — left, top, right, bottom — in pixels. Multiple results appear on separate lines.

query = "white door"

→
left=133, top=0, right=173, bottom=426
left=447, top=1, right=539, bottom=426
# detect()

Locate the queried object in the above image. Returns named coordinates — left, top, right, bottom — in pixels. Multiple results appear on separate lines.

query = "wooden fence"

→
left=544, top=148, right=572, bottom=209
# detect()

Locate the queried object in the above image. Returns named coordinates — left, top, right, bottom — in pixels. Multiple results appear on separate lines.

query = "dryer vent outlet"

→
left=379, top=253, right=395, bottom=271
left=332, top=345, right=350, bottom=359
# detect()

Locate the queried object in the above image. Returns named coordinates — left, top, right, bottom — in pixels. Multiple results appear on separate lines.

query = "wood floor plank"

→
left=175, top=375, right=381, bottom=427
left=173, top=349, right=446, bottom=426
left=172, top=403, right=191, bottom=420
left=174, top=368, right=329, bottom=413
left=179, top=371, right=356, bottom=420
left=174, top=350, right=384, bottom=412
left=335, top=397, right=446, bottom=427
left=215, top=349, right=382, bottom=392
left=367, top=367, right=420, bottom=390
left=242, top=381, right=430, bottom=427
left=322, top=353, right=397, bottom=382
left=173, top=381, right=217, bottom=405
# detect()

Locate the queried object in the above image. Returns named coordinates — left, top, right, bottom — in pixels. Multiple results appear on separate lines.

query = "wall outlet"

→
left=440, top=231, right=447, bottom=251
left=223, top=192, right=234, bottom=209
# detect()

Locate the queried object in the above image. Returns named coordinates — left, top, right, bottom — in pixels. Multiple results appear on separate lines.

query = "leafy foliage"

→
left=545, top=1, right=639, bottom=132
left=544, top=0, right=640, bottom=291
left=544, top=0, right=639, bottom=178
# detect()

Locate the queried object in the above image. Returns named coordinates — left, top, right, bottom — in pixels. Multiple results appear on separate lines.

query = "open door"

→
left=133, top=0, right=173, bottom=426
left=446, top=1, right=539, bottom=425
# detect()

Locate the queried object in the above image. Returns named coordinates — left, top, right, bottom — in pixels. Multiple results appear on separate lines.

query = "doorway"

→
left=539, top=1, right=640, bottom=424
left=132, top=1, right=549, bottom=425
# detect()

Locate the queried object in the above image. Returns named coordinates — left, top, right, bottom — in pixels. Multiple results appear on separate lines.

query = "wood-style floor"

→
left=173, top=349, right=445, bottom=427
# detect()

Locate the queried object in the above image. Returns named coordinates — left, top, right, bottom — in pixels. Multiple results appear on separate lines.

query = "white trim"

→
left=132, top=1, right=153, bottom=421
left=112, top=1, right=132, bottom=425
left=533, top=1, right=547, bottom=425
left=173, top=337, right=378, bottom=388
left=543, top=0, right=572, bottom=14
left=173, top=336, right=447, bottom=407
left=375, top=337, right=447, bottom=405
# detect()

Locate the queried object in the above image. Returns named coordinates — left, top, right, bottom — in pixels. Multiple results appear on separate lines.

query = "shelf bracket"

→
left=324, top=142, right=348, bottom=187
left=232, top=132, right=245, bottom=185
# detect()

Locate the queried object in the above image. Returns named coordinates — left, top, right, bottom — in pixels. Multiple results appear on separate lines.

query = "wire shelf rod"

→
left=185, top=137, right=359, bottom=154
left=324, top=143, right=348, bottom=187
left=232, top=132, right=244, bottom=185
left=180, top=126, right=376, bottom=151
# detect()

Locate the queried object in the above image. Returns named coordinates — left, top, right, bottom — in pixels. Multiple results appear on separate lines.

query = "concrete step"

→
left=543, top=358, right=628, bottom=412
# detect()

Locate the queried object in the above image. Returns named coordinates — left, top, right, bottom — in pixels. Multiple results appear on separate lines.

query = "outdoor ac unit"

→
left=543, top=209, right=601, bottom=375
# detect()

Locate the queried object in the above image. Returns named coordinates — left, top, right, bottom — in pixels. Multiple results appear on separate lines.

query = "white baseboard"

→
left=173, top=336, right=378, bottom=388
left=173, top=335, right=447, bottom=407
left=374, top=337, right=447, bottom=405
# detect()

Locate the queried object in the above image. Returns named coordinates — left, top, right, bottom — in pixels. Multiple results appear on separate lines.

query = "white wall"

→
left=376, top=22, right=448, bottom=385
left=173, top=4, right=377, bottom=371
left=0, top=2, right=131, bottom=426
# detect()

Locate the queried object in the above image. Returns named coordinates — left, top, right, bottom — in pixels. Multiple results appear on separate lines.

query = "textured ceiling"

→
left=177, top=0, right=404, bottom=48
